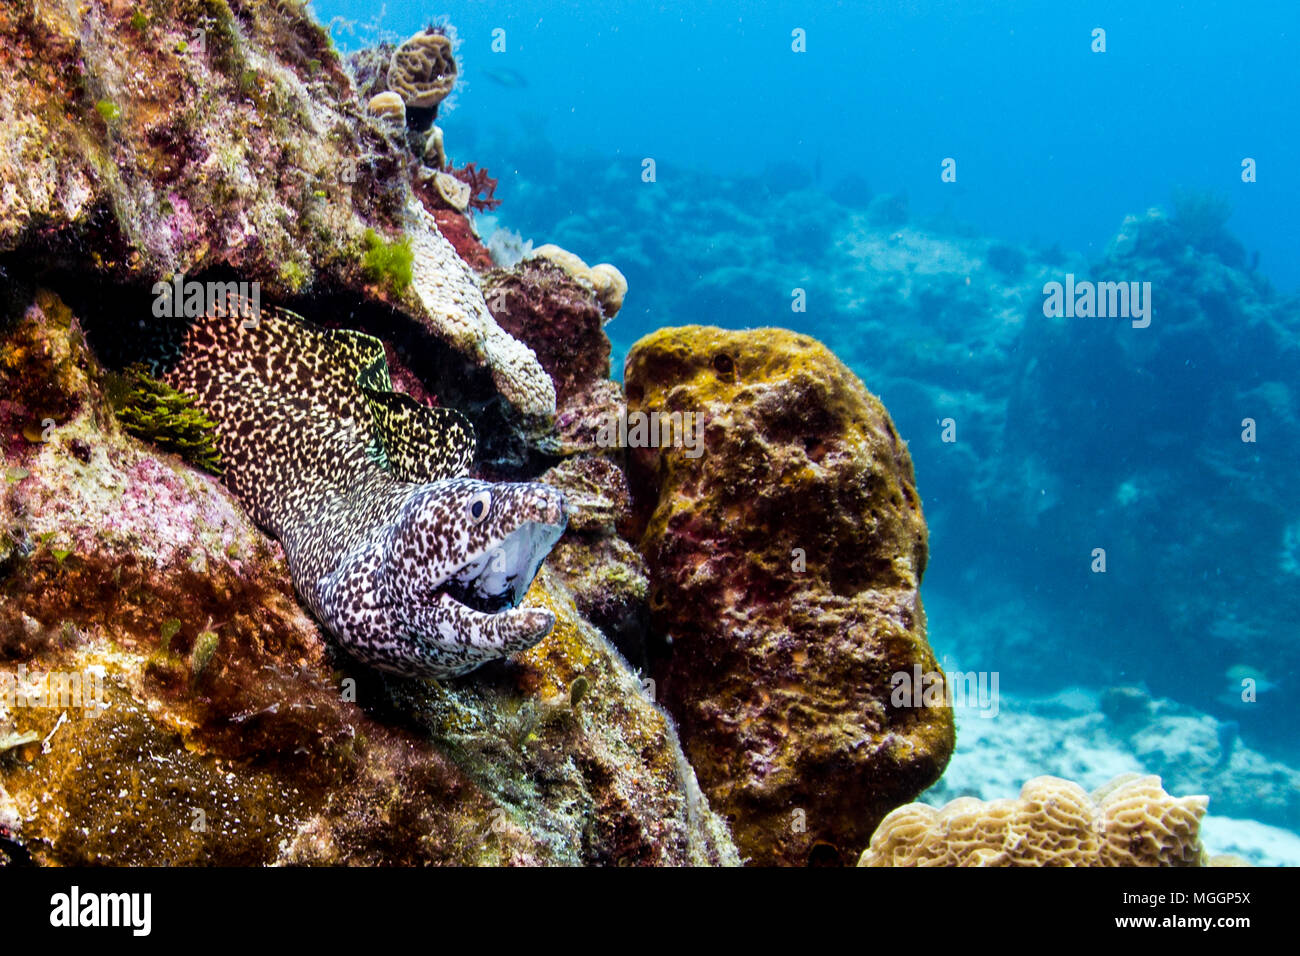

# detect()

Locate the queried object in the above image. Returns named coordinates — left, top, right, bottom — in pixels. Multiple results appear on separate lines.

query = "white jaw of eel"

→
left=319, top=477, right=568, bottom=679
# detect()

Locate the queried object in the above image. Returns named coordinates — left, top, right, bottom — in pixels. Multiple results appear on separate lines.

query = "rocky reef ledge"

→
left=0, top=0, right=736, bottom=866
left=0, top=0, right=1214, bottom=868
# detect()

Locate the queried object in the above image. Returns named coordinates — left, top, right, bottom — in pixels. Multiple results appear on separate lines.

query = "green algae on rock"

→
left=107, top=364, right=224, bottom=474
left=361, top=227, right=414, bottom=295
left=624, top=325, right=954, bottom=866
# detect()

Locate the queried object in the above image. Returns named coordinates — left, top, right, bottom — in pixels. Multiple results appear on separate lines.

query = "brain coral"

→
left=860, top=774, right=1210, bottom=867
left=366, top=91, right=406, bottom=127
left=387, top=29, right=458, bottom=111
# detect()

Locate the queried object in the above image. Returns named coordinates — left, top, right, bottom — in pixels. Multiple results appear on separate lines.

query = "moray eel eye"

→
left=466, top=490, right=491, bottom=524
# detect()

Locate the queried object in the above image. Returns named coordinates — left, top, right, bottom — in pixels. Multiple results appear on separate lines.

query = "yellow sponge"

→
left=859, top=774, right=1210, bottom=867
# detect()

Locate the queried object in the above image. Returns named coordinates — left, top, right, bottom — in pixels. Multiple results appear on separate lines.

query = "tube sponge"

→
left=859, top=774, right=1211, bottom=867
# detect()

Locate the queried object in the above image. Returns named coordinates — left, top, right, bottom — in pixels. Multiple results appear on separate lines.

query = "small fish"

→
left=481, top=67, right=528, bottom=89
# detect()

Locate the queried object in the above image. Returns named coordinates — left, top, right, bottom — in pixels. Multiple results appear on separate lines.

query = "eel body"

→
left=153, top=296, right=567, bottom=678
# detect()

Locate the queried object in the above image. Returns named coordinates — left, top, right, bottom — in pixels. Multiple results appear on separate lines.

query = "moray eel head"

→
left=398, top=476, right=569, bottom=613
left=354, top=477, right=569, bottom=678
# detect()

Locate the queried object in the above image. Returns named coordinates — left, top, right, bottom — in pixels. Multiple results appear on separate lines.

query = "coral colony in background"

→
left=0, top=0, right=1295, bottom=868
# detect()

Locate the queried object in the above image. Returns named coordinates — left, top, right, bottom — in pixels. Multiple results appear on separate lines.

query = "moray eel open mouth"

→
left=440, top=513, right=568, bottom=614
left=154, top=299, right=572, bottom=678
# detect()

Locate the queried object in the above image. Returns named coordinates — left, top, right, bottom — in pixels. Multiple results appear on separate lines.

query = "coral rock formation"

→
left=0, top=290, right=737, bottom=866
left=860, top=774, right=1211, bottom=867
left=531, top=244, right=628, bottom=318
left=624, top=325, right=953, bottom=865
left=484, top=259, right=621, bottom=453
left=0, top=0, right=550, bottom=438
left=539, top=457, right=651, bottom=665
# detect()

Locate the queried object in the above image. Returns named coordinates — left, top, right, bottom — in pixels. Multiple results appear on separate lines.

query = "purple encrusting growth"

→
left=156, top=297, right=567, bottom=677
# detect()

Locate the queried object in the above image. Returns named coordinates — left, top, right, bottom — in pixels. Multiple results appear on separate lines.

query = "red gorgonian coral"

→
left=446, top=162, right=501, bottom=212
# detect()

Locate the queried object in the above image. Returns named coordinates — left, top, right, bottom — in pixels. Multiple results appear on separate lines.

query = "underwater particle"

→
left=366, top=91, right=406, bottom=128
left=361, top=228, right=414, bottom=295
left=387, top=28, right=457, bottom=128
left=107, top=365, right=223, bottom=474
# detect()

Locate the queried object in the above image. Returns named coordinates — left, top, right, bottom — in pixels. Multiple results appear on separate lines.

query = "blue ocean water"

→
left=317, top=1, right=1300, bottom=854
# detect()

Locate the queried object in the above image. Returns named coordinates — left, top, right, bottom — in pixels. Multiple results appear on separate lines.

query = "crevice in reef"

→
left=0, top=250, right=557, bottom=480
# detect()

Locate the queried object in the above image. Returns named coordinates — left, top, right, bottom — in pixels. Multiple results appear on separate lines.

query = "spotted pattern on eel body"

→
left=151, top=296, right=567, bottom=678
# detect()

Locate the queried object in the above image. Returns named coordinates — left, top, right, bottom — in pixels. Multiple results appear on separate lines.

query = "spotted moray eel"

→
left=154, top=298, right=567, bottom=678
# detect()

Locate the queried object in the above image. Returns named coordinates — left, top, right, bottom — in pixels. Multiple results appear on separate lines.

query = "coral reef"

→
left=500, top=152, right=1300, bottom=745
left=861, top=774, right=1212, bottom=867
left=404, top=200, right=556, bottom=434
left=539, top=457, right=651, bottom=665
left=431, top=171, right=472, bottom=213
left=623, top=325, right=953, bottom=865
left=919, top=685, right=1300, bottom=864
left=483, top=258, right=621, bottom=455
left=0, top=0, right=551, bottom=437
left=484, top=260, right=611, bottom=404
left=531, top=244, right=628, bottom=318
left=428, top=209, right=494, bottom=272
left=0, top=289, right=737, bottom=866
left=366, top=91, right=406, bottom=128
left=447, top=163, right=503, bottom=214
